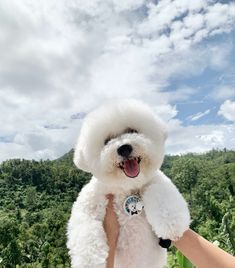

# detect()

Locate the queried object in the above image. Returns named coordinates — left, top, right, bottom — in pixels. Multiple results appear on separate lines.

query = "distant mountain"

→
left=55, top=148, right=74, bottom=166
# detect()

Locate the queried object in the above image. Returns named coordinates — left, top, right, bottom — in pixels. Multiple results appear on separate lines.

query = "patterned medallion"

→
left=123, top=195, right=144, bottom=216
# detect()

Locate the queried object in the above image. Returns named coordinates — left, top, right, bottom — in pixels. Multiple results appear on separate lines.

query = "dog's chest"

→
left=114, top=194, right=155, bottom=246
left=113, top=194, right=164, bottom=268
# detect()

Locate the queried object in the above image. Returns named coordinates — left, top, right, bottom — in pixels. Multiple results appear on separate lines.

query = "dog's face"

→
left=74, top=100, right=167, bottom=190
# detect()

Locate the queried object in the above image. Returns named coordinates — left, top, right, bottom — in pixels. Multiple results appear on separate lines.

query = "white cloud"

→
left=165, top=86, right=196, bottom=103
left=212, top=86, right=235, bottom=101
left=218, top=100, right=235, bottom=122
left=205, top=2, right=235, bottom=33
left=0, top=122, right=82, bottom=163
left=183, top=13, right=204, bottom=32
left=112, top=0, right=145, bottom=12
left=138, top=0, right=235, bottom=48
left=1, top=0, right=235, bottom=162
left=166, top=122, right=235, bottom=155
left=153, top=104, right=178, bottom=122
left=209, top=42, right=233, bottom=70
left=187, top=109, right=211, bottom=121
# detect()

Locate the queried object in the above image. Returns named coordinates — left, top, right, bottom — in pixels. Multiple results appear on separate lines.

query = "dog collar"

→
left=123, top=195, right=144, bottom=216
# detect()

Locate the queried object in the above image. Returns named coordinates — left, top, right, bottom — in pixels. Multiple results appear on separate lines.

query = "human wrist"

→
left=106, top=245, right=116, bottom=268
left=108, top=240, right=117, bottom=251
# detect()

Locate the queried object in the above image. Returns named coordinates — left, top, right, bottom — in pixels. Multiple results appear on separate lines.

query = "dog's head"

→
left=74, top=100, right=167, bottom=190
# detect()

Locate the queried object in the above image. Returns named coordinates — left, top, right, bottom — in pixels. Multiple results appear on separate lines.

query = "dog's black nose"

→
left=117, top=144, right=133, bottom=158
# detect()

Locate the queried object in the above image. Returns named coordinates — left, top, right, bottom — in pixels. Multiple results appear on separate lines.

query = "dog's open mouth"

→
left=118, top=157, right=141, bottom=178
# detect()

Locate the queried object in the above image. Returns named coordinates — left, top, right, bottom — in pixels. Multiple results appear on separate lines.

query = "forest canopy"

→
left=0, top=149, right=234, bottom=267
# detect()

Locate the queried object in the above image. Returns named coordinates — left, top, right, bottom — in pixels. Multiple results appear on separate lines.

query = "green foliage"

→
left=0, top=152, right=89, bottom=267
left=0, top=149, right=234, bottom=267
left=176, top=251, right=195, bottom=268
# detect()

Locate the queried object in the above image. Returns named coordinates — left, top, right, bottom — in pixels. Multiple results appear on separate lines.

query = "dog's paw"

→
left=153, top=215, right=190, bottom=241
left=143, top=173, right=191, bottom=241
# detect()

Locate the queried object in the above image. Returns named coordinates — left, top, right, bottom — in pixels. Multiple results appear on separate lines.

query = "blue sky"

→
left=171, top=31, right=235, bottom=126
left=0, top=0, right=235, bottom=162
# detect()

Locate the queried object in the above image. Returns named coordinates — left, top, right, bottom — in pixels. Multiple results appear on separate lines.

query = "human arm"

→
left=173, top=229, right=235, bottom=268
left=103, top=194, right=120, bottom=268
left=103, top=195, right=235, bottom=268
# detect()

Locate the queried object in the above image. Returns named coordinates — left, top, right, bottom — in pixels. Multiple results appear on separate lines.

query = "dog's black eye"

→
left=126, top=128, right=138, bottom=134
left=104, top=137, right=111, bottom=145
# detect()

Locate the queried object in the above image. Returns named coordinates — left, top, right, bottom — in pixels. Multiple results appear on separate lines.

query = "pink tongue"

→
left=123, top=159, right=140, bottom=178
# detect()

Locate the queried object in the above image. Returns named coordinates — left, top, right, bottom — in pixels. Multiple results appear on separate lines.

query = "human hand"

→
left=103, top=194, right=120, bottom=249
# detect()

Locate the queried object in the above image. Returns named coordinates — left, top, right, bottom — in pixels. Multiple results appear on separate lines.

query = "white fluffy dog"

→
left=67, top=100, right=190, bottom=268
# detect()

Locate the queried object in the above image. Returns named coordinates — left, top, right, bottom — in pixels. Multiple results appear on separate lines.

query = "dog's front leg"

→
left=67, top=192, right=109, bottom=268
left=143, top=171, right=190, bottom=241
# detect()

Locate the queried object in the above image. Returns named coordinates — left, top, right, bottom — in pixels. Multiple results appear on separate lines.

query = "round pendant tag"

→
left=123, top=195, right=144, bottom=216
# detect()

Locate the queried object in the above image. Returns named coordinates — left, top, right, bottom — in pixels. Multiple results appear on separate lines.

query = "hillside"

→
left=0, top=149, right=234, bottom=267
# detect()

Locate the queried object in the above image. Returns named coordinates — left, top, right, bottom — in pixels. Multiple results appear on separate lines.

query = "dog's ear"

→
left=73, top=147, right=90, bottom=172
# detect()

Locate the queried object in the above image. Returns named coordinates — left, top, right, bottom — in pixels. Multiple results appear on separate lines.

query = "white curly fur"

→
left=67, top=99, right=190, bottom=268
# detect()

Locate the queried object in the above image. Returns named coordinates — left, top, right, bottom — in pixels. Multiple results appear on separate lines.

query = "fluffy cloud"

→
left=218, top=100, right=235, bottom=122
left=1, top=0, right=235, bottom=162
left=138, top=0, right=235, bottom=47
left=166, top=122, right=235, bottom=155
